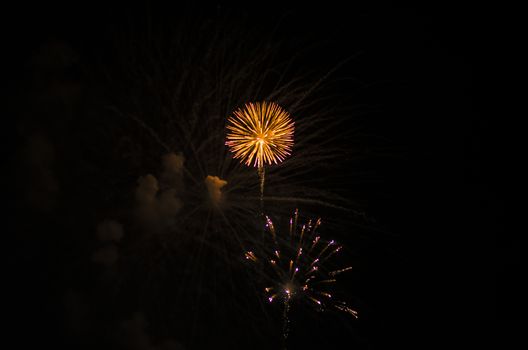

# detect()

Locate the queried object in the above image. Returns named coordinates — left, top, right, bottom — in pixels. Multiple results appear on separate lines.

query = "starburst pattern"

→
left=226, top=101, right=294, bottom=168
left=245, top=209, right=358, bottom=340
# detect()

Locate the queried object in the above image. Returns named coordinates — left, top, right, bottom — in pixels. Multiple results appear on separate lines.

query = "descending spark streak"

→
left=283, top=296, right=291, bottom=342
left=329, top=266, right=353, bottom=276
left=245, top=251, right=257, bottom=262
left=265, top=215, right=277, bottom=241
left=335, top=302, right=359, bottom=318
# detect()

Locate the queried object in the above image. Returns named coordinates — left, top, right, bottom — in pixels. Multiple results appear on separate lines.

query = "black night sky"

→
left=5, top=1, right=505, bottom=349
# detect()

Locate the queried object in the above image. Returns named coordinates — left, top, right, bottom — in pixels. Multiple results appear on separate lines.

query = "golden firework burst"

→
left=225, top=101, right=294, bottom=168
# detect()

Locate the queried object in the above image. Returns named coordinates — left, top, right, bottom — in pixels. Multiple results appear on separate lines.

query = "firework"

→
left=93, top=15, right=368, bottom=346
left=226, top=101, right=294, bottom=168
left=226, top=102, right=294, bottom=204
left=245, top=210, right=358, bottom=341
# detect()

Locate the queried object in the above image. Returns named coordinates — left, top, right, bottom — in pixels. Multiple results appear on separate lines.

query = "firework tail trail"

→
left=283, top=298, right=290, bottom=349
left=258, top=165, right=265, bottom=214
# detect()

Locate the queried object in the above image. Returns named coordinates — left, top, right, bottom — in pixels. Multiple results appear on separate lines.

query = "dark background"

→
left=4, top=1, right=503, bottom=349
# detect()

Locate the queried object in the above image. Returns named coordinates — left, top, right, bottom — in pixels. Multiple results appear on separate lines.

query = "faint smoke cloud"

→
left=63, top=289, right=91, bottom=336
left=135, top=168, right=183, bottom=232
left=24, top=132, right=59, bottom=211
left=120, top=313, right=151, bottom=350
left=91, top=244, right=119, bottom=266
left=205, top=175, right=227, bottom=205
left=136, top=174, right=160, bottom=226
left=160, top=153, right=184, bottom=190
left=30, top=40, right=82, bottom=102
left=119, top=312, right=186, bottom=350
left=136, top=174, right=159, bottom=205
left=96, top=220, right=124, bottom=242
left=158, top=189, right=183, bottom=226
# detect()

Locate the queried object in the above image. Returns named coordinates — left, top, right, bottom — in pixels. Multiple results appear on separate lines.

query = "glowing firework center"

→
left=225, top=101, right=294, bottom=168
